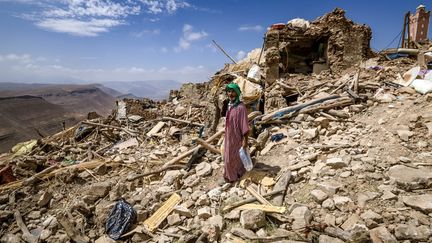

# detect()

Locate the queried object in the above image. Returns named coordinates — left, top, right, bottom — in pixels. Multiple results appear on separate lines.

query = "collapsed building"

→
left=264, top=8, right=374, bottom=81
left=2, top=7, right=432, bottom=243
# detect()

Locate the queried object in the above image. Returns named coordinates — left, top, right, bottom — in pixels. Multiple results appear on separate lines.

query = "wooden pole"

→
left=401, top=12, right=408, bottom=48
left=161, top=117, right=204, bottom=127
left=14, top=211, right=38, bottom=243
left=81, top=121, right=137, bottom=136
left=406, top=11, right=411, bottom=48
left=222, top=189, right=285, bottom=212
left=162, top=130, right=224, bottom=169
left=258, top=36, right=266, bottom=65
left=195, top=138, right=221, bottom=154
left=212, top=40, right=237, bottom=64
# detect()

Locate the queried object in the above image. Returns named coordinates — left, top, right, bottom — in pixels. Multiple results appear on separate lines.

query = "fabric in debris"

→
left=224, top=103, right=249, bottom=182
left=105, top=199, right=137, bottom=240
left=271, top=133, right=286, bottom=142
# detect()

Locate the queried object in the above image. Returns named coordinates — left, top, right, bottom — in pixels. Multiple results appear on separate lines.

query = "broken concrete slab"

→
left=402, top=194, right=432, bottom=213
left=388, top=165, right=432, bottom=191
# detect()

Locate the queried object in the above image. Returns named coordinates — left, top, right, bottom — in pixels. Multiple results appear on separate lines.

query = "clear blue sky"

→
left=0, top=0, right=430, bottom=84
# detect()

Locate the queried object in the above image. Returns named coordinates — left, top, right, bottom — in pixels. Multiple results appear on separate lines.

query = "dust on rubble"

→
left=1, top=7, right=432, bottom=243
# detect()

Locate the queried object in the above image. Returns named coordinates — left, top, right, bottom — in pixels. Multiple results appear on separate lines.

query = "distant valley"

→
left=101, top=80, right=182, bottom=100
left=0, top=83, right=118, bottom=153
left=0, top=80, right=182, bottom=153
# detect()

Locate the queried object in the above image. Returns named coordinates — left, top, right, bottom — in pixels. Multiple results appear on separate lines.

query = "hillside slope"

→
left=0, top=83, right=117, bottom=152
left=0, top=96, right=78, bottom=153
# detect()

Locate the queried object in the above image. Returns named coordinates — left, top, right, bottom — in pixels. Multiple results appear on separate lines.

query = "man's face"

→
left=227, top=89, right=237, bottom=102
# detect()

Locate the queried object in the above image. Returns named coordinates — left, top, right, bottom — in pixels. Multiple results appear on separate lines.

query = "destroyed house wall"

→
left=264, top=8, right=373, bottom=84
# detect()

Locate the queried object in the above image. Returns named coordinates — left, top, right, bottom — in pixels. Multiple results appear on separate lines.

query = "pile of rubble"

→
left=2, top=8, right=432, bottom=243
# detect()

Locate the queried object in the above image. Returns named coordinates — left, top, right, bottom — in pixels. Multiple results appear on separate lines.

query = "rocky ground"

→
left=1, top=54, right=432, bottom=243
left=1, top=9, right=432, bottom=241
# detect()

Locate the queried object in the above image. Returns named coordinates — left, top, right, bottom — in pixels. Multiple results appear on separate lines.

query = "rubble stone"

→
left=202, top=224, right=220, bottom=242
left=95, top=235, right=117, bottom=243
left=360, top=210, right=383, bottom=223
left=224, top=209, right=240, bottom=220
left=290, top=206, right=312, bottom=230
left=197, top=207, right=212, bottom=219
left=397, top=130, right=414, bottom=141
left=317, top=180, right=342, bottom=195
left=394, top=224, right=431, bottom=241
left=240, top=209, right=266, bottom=230
left=326, top=157, right=348, bottom=169
left=206, top=215, right=224, bottom=230
left=167, top=213, right=182, bottom=226
left=369, top=226, right=397, bottom=243
left=173, top=205, right=193, bottom=217
left=357, top=191, right=380, bottom=207
left=322, top=198, right=335, bottom=210
left=161, top=170, right=181, bottom=185
left=402, top=194, right=432, bottom=213
left=195, top=162, right=212, bottom=177
left=303, top=128, right=318, bottom=139
left=341, top=214, right=360, bottom=231
left=174, top=105, right=187, bottom=116
left=231, top=228, right=257, bottom=239
left=85, top=181, right=111, bottom=200
left=0, top=233, right=21, bottom=243
left=388, top=165, right=432, bottom=191
left=38, top=192, right=53, bottom=207
left=319, top=235, right=344, bottom=243
left=333, top=196, right=353, bottom=211
left=310, top=189, right=328, bottom=203
left=207, top=187, right=222, bottom=200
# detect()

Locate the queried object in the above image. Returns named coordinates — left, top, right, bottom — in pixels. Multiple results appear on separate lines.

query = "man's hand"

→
left=243, top=132, right=249, bottom=149
left=242, top=137, right=248, bottom=149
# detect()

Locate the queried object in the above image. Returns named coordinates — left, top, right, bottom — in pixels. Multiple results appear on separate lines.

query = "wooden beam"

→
left=276, top=81, right=295, bottom=90
left=146, top=121, right=166, bottom=137
left=236, top=204, right=286, bottom=213
left=222, top=189, right=284, bottom=212
left=126, top=165, right=185, bottom=181
left=162, top=130, right=224, bottom=169
left=212, top=40, right=237, bottom=64
left=82, top=121, right=137, bottom=136
left=270, top=170, right=291, bottom=206
left=14, top=210, right=38, bottom=243
left=22, top=164, right=59, bottom=186
left=195, top=138, right=221, bottom=154
left=261, top=95, right=341, bottom=122
left=245, top=185, right=272, bottom=206
left=162, top=117, right=204, bottom=127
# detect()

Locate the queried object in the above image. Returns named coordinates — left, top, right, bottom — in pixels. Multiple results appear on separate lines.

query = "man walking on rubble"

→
left=222, top=82, right=249, bottom=183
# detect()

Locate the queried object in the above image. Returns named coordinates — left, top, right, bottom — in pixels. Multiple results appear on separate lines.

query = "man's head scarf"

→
left=226, top=82, right=241, bottom=105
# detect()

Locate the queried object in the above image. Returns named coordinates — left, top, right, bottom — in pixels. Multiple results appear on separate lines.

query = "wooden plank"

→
left=146, top=121, right=166, bottom=137
left=162, top=117, right=204, bottom=127
left=236, top=204, right=286, bottom=213
left=261, top=95, right=340, bottom=121
left=222, top=189, right=284, bottom=212
left=246, top=185, right=272, bottom=206
left=22, top=164, right=59, bottom=186
left=270, top=170, right=291, bottom=206
left=144, top=193, right=181, bottom=232
left=14, top=210, right=38, bottom=243
left=0, top=159, right=118, bottom=192
left=82, top=121, right=137, bottom=136
left=288, top=161, right=311, bottom=171
left=162, top=130, right=224, bottom=169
